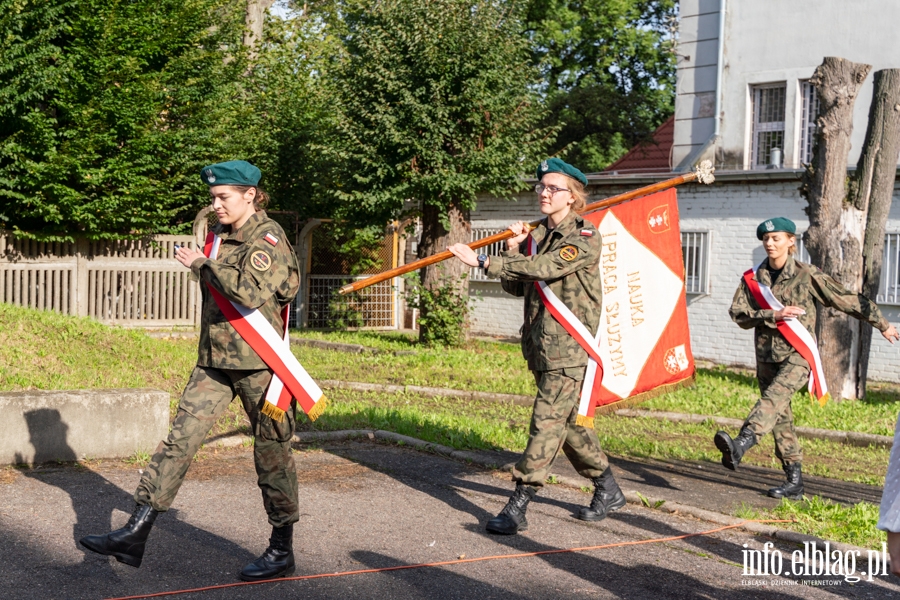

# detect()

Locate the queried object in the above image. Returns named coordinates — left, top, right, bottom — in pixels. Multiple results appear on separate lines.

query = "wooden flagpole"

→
left=338, top=161, right=715, bottom=296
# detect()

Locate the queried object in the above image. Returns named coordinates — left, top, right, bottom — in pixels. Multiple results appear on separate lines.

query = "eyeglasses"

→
left=534, top=184, right=570, bottom=195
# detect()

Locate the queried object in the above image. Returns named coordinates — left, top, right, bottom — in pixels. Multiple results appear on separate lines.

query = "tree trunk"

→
left=244, top=0, right=275, bottom=50
left=417, top=201, right=471, bottom=341
left=855, top=69, right=900, bottom=397
left=802, top=57, right=871, bottom=400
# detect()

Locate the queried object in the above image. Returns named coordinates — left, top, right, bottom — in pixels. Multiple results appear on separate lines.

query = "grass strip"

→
left=735, top=497, right=884, bottom=550
left=303, top=389, right=891, bottom=487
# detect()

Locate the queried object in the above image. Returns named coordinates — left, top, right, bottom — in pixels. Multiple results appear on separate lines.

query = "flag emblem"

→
left=580, top=229, right=593, bottom=237
left=647, top=205, right=670, bottom=233
left=664, top=345, right=690, bottom=374
left=264, top=233, right=279, bottom=246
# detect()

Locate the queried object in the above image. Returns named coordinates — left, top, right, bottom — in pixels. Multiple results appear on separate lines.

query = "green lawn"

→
left=0, top=303, right=196, bottom=398
left=5, top=305, right=898, bottom=437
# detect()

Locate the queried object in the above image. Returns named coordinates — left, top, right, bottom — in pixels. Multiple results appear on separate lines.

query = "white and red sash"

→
left=526, top=235, right=604, bottom=428
left=203, top=232, right=326, bottom=421
left=743, top=263, right=830, bottom=406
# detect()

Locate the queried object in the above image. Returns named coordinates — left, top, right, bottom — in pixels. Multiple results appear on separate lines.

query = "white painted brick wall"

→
left=469, top=179, right=900, bottom=382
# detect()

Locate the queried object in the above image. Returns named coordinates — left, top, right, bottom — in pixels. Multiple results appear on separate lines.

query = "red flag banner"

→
left=584, top=187, right=695, bottom=413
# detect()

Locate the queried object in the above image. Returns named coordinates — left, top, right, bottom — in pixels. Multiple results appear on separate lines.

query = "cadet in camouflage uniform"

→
left=81, top=161, right=303, bottom=581
left=449, top=158, right=625, bottom=535
left=716, top=217, right=899, bottom=500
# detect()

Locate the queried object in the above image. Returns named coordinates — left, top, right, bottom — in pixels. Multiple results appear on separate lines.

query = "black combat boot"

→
left=485, top=484, right=538, bottom=535
left=577, top=467, right=627, bottom=521
left=240, top=524, right=296, bottom=581
left=714, top=426, right=757, bottom=471
left=768, top=462, right=804, bottom=500
left=79, top=504, right=159, bottom=568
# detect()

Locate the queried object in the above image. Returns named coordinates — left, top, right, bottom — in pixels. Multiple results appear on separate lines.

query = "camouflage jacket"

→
left=485, top=211, right=602, bottom=371
left=191, top=211, right=301, bottom=370
left=729, top=255, right=889, bottom=363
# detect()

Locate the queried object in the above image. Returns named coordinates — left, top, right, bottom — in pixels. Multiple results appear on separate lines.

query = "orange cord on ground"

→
left=105, top=519, right=792, bottom=600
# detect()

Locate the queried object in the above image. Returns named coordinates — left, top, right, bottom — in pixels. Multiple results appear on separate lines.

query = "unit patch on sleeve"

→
left=559, top=245, right=579, bottom=261
left=250, top=250, right=273, bottom=272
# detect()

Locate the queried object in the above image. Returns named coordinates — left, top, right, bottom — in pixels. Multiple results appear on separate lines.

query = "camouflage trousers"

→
left=744, top=352, right=810, bottom=465
left=135, top=366, right=299, bottom=527
left=513, top=368, right=609, bottom=487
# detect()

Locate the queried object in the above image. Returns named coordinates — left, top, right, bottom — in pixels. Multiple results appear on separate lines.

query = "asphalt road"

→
left=1, top=440, right=897, bottom=600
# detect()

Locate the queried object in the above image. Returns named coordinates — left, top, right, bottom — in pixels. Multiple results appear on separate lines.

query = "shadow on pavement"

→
left=4, top=407, right=257, bottom=598
left=331, top=442, right=898, bottom=599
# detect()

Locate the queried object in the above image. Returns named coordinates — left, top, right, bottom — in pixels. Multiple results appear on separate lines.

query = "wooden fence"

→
left=1, top=232, right=202, bottom=327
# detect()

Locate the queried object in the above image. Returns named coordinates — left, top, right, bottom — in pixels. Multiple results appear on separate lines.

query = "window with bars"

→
left=878, top=233, right=900, bottom=305
left=799, top=81, right=820, bottom=165
left=681, top=231, right=710, bottom=294
left=751, top=84, right=787, bottom=168
left=468, top=228, right=508, bottom=281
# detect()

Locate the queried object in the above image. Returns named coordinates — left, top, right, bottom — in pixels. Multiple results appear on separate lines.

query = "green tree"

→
left=0, top=0, right=248, bottom=241
left=525, top=0, right=677, bottom=172
left=240, top=7, right=339, bottom=218
left=323, top=0, right=551, bottom=344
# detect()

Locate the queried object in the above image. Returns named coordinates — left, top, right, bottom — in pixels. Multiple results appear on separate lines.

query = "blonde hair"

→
left=231, top=185, right=270, bottom=211
left=566, top=177, right=587, bottom=212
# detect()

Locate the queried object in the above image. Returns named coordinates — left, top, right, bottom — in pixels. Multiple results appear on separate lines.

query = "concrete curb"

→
left=320, top=380, right=534, bottom=406
left=197, top=427, right=881, bottom=559
left=314, top=379, right=894, bottom=447
left=290, top=337, right=373, bottom=354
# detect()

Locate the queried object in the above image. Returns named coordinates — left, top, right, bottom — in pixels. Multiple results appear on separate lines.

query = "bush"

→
left=404, top=273, right=470, bottom=347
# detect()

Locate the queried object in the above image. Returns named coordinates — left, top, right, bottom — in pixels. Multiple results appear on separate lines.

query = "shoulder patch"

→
left=250, top=250, right=273, bottom=272
left=559, top=245, right=579, bottom=261
left=580, top=229, right=593, bottom=237
left=264, top=233, right=279, bottom=246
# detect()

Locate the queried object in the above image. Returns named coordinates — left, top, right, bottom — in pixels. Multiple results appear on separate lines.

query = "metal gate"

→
left=301, top=221, right=400, bottom=329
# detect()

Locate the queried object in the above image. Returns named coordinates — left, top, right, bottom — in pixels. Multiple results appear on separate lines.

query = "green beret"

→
left=200, top=160, right=261, bottom=187
left=536, top=157, right=588, bottom=187
left=756, top=217, right=796, bottom=240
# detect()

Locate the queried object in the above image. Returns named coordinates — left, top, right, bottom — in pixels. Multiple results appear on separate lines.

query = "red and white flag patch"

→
left=264, top=233, right=279, bottom=246
left=580, top=229, right=594, bottom=237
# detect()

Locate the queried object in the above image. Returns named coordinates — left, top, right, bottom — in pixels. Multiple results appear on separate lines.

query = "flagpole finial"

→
left=694, top=160, right=715, bottom=184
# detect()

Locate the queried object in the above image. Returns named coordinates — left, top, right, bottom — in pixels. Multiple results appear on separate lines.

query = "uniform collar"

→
left=215, top=210, right=267, bottom=242
left=531, top=210, right=580, bottom=245
left=755, top=254, right=796, bottom=285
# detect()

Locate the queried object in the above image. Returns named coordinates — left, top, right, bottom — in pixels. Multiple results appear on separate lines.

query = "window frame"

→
left=681, top=230, right=711, bottom=295
left=750, top=83, right=788, bottom=169
left=799, top=81, right=820, bottom=165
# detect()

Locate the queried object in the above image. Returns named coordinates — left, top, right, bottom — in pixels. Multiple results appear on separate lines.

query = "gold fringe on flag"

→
left=811, top=391, right=831, bottom=407
left=261, top=402, right=287, bottom=422
left=306, top=396, right=327, bottom=422
left=576, top=414, right=595, bottom=429
left=590, top=373, right=697, bottom=418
